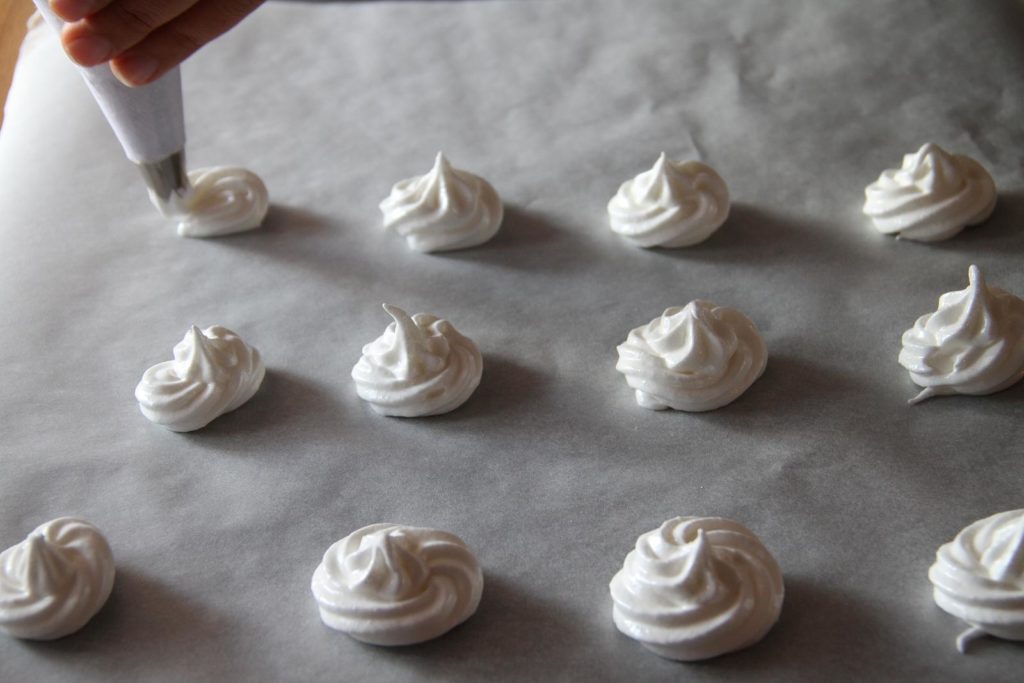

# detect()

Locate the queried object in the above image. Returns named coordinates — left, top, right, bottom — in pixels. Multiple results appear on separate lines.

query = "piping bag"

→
left=31, top=2, right=268, bottom=236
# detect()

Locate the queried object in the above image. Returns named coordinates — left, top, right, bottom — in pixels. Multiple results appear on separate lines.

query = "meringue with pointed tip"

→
left=863, top=143, right=996, bottom=241
left=0, top=517, right=115, bottom=640
left=608, top=153, right=730, bottom=248
left=311, top=523, right=483, bottom=645
left=150, top=166, right=269, bottom=238
left=899, top=265, right=1024, bottom=404
left=928, top=509, right=1024, bottom=653
left=379, top=153, right=503, bottom=252
left=135, top=325, right=266, bottom=431
left=616, top=300, right=767, bottom=411
left=610, top=516, right=784, bottom=661
left=352, top=304, right=483, bottom=417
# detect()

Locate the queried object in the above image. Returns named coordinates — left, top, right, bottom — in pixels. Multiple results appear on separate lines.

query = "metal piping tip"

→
left=136, top=151, right=192, bottom=216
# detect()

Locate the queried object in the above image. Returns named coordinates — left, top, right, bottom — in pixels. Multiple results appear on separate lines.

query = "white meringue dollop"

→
left=899, top=265, right=1024, bottom=404
left=610, top=517, right=784, bottom=661
left=352, top=304, right=483, bottom=417
left=311, top=523, right=483, bottom=646
left=608, top=153, right=730, bottom=248
left=135, top=325, right=266, bottom=432
left=863, top=143, right=996, bottom=241
left=616, top=300, right=767, bottom=411
left=928, top=509, right=1024, bottom=653
left=0, top=517, right=115, bottom=640
left=150, top=166, right=269, bottom=238
left=379, top=153, right=503, bottom=253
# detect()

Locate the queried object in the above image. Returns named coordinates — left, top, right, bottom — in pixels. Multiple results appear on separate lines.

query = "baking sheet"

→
left=1, top=1, right=1022, bottom=680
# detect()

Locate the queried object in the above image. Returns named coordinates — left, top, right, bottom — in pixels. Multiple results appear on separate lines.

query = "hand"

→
left=51, top=0, right=265, bottom=87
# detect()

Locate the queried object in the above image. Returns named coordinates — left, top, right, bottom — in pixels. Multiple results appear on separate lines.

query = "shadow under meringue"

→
left=694, top=576, right=895, bottom=677
left=643, top=202, right=853, bottom=267
left=432, top=206, right=596, bottom=273
left=182, top=369, right=345, bottom=447
left=22, top=568, right=234, bottom=677
left=380, top=574, right=589, bottom=674
left=924, top=189, right=1024, bottom=254
left=424, top=355, right=550, bottom=425
left=661, top=353, right=873, bottom=435
left=259, top=204, right=333, bottom=237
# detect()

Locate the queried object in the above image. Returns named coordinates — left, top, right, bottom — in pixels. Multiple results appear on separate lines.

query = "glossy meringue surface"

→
left=135, top=325, right=266, bottom=432
left=608, top=153, right=730, bottom=248
left=352, top=304, right=482, bottom=417
left=151, top=166, right=269, bottom=238
left=0, top=517, right=115, bottom=640
left=929, top=509, right=1024, bottom=653
left=616, top=300, right=767, bottom=411
left=863, top=143, right=996, bottom=241
left=610, top=517, right=784, bottom=661
left=899, top=265, right=1024, bottom=404
left=379, top=153, right=503, bottom=252
left=311, top=523, right=483, bottom=646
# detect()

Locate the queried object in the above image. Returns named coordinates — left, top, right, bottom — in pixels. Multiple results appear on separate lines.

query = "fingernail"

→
left=65, top=35, right=113, bottom=66
left=113, top=54, right=159, bottom=87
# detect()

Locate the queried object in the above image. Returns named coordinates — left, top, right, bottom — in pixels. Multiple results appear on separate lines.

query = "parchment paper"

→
left=1, top=1, right=1022, bottom=681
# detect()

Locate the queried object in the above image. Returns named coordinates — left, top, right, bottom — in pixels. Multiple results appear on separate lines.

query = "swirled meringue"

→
left=899, top=265, right=1024, bottom=404
left=863, top=143, right=996, bottom=241
left=608, top=153, right=730, bottom=248
left=616, top=300, right=767, bottom=411
left=610, top=517, right=784, bottom=661
left=928, top=510, right=1024, bottom=653
left=150, top=166, right=269, bottom=238
left=135, top=325, right=266, bottom=432
left=352, top=304, right=482, bottom=417
left=0, top=517, right=115, bottom=640
left=379, top=153, right=503, bottom=252
left=311, top=523, right=483, bottom=646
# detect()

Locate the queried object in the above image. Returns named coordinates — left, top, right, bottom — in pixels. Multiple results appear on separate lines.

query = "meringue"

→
left=311, top=523, right=483, bottom=646
left=608, top=153, right=730, bottom=248
left=352, top=304, right=482, bottom=417
left=150, top=166, right=269, bottom=238
left=929, top=509, right=1024, bottom=653
left=0, top=517, right=115, bottom=640
left=135, top=325, right=266, bottom=432
left=616, top=300, right=767, bottom=411
left=899, top=265, right=1024, bottom=404
left=379, top=153, right=503, bottom=252
left=610, top=517, right=784, bottom=661
left=863, top=143, right=996, bottom=241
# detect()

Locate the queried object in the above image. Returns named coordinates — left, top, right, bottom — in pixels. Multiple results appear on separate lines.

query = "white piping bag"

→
left=32, top=2, right=192, bottom=213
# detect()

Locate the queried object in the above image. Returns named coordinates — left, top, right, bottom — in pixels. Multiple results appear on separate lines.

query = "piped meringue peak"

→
left=608, top=153, right=730, bottom=248
left=352, top=304, right=483, bottom=417
left=616, top=300, right=767, bottom=412
left=379, top=153, right=504, bottom=253
left=135, top=325, right=266, bottom=432
left=929, top=510, right=1024, bottom=653
left=150, top=166, right=270, bottom=238
left=311, top=523, right=483, bottom=646
left=0, top=517, right=115, bottom=640
left=863, top=143, right=996, bottom=242
left=610, top=517, right=784, bottom=661
left=899, top=265, right=1024, bottom=404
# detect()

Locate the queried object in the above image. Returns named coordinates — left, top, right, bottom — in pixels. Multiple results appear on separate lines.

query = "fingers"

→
left=110, top=0, right=264, bottom=86
left=55, top=0, right=264, bottom=87
left=50, top=0, right=113, bottom=23
left=60, top=1, right=200, bottom=68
